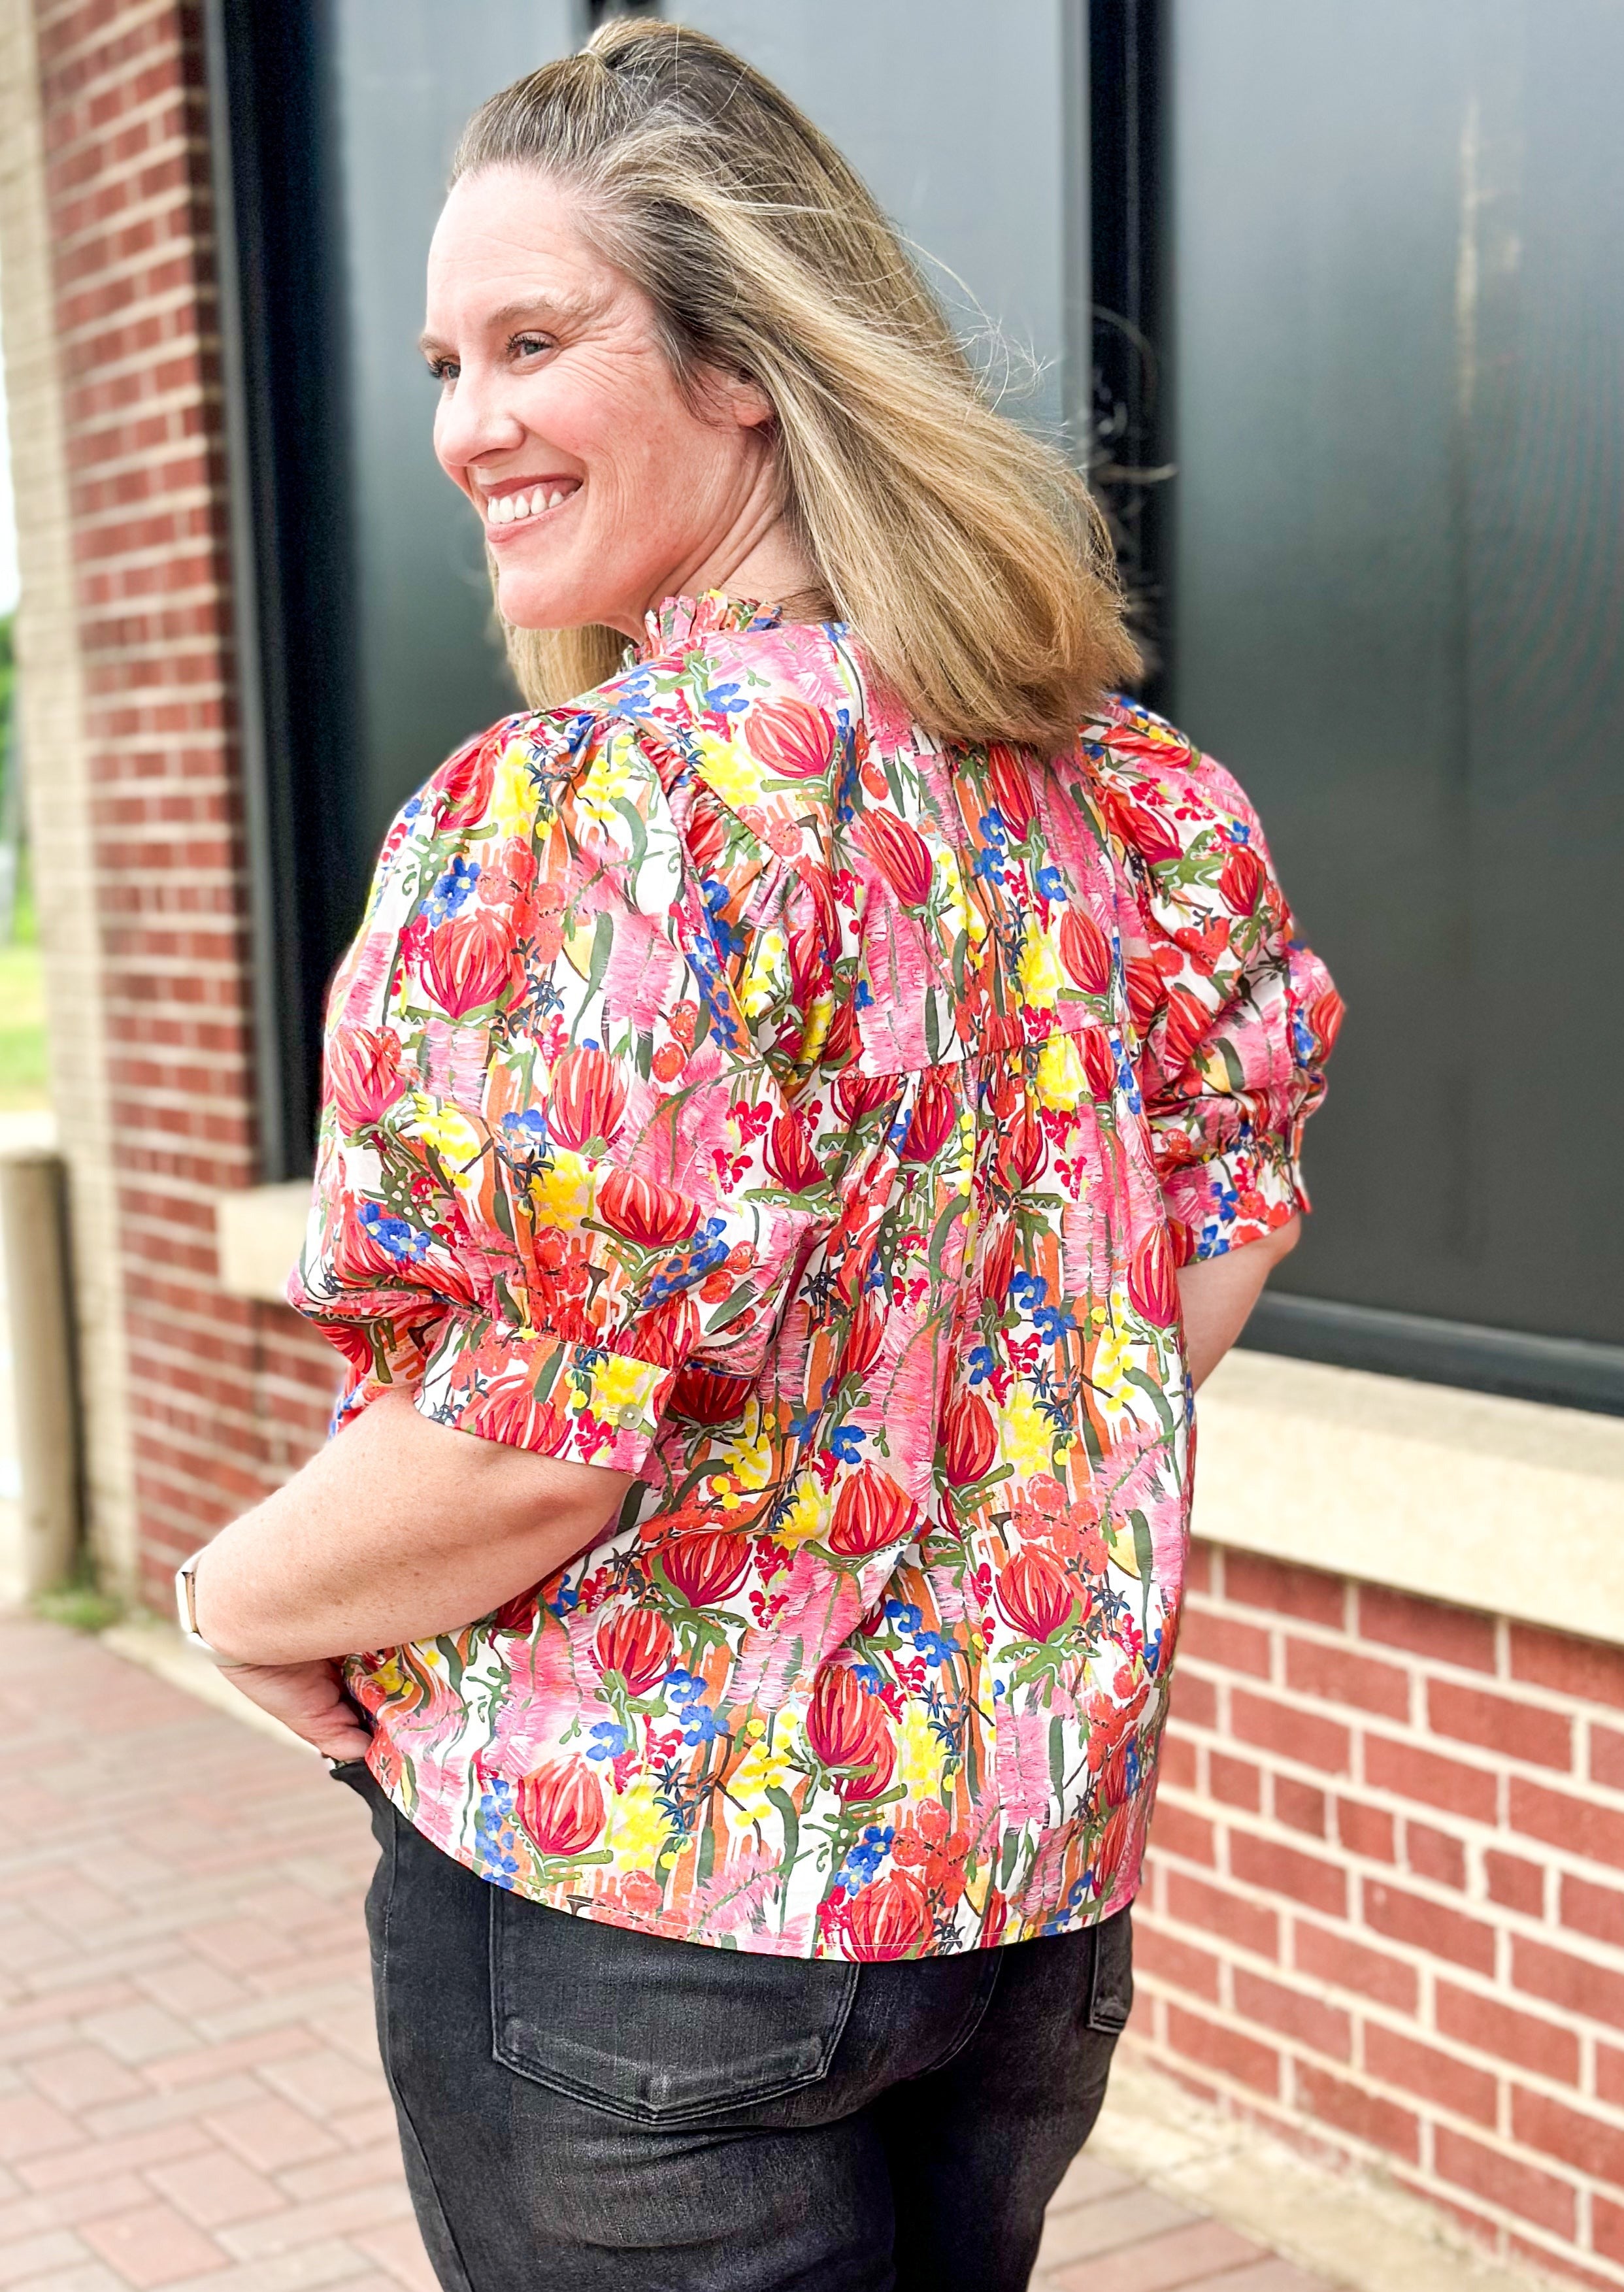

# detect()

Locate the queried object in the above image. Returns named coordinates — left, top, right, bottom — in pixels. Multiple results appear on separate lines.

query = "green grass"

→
left=35, top=1568, right=124, bottom=1634
left=0, top=891, right=48, bottom=1113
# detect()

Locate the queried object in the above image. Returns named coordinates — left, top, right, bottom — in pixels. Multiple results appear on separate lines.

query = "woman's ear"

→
left=718, top=369, right=777, bottom=432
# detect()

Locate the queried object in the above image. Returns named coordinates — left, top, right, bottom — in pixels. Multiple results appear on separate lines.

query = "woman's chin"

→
left=496, top=571, right=622, bottom=635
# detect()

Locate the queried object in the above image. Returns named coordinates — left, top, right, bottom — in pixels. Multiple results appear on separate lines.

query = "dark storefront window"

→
left=1159, top=0, right=1624, bottom=1408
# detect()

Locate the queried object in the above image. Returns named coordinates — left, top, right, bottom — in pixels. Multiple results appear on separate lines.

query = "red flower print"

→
left=980, top=1219, right=1017, bottom=1308
left=828, top=1464, right=916, bottom=1557
left=1059, top=906, right=1112, bottom=997
left=517, top=1759, right=605, bottom=1857
left=900, top=1070, right=958, bottom=1163
left=1219, top=840, right=1266, bottom=916
left=490, top=1589, right=540, bottom=1633
left=845, top=1870, right=931, bottom=1959
left=327, top=1025, right=406, bottom=1136
left=806, top=1661, right=895, bottom=1800
left=1309, top=986, right=1346, bottom=1054
left=996, top=1108, right=1046, bottom=1192
left=420, top=912, right=514, bottom=1018
left=858, top=810, right=936, bottom=910
left=662, top=1529, right=753, bottom=1606
left=469, top=1380, right=567, bottom=1451
left=669, top=1369, right=751, bottom=1425
left=593, top=1607, right=675, bottom=1697
left=765, top=1112, right=824, bottom=1191
left=635, top=1291, right=701, bottom=1369
left=842, top=1286, right=886, bottom=1378
left=1163, top=985, right=1213, bottom=1071
left=997, top=1549, right=1076, bottom=1642
left=1125, top=957, right=1165, bottom=1035
left=1127, top=1227, right=1181, bottom=1327
left=686, top=793, right=728, bottom=875
left=1080, top=1028, right=1118, bottom=1102
left=1106, top=789, right=1183, bottom=865
left=941, top=1386, right=997, bottom=1487
left=833, top=1067, right=897, bottom=1124
left=985, top=742, right=1036, bottom=840
left=980, top=1888, right=1010, bottom=1947
left=433, top=732, right=496, bottom=828
left=744, top=693, right=835, bottom=781
left=596, top=1168, right=698, bottom=1250
left=546, top=1046, right=628, bottom=1151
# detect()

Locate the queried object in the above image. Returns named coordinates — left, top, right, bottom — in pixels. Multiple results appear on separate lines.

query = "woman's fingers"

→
left=222, top=1658, right=374, bottom=1759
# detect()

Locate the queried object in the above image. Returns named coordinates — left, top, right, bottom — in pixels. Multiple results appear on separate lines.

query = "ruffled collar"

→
left=636, top=589, right=784, bottom=659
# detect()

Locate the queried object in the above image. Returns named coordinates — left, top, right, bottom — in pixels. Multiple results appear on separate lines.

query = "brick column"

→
left=1, top=0, right=335, bottom=1604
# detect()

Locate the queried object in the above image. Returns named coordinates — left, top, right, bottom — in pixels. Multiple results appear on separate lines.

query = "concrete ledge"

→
left=1095, top=2053, right=1557, bottom=2292
left=216, top=1178, right=312, bottom=1303
left=1196, top=1346, right=1624, bottom=1642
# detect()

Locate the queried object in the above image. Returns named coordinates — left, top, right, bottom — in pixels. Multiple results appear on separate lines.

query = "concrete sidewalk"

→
left=0, top=1612, right=1334, bottom=2292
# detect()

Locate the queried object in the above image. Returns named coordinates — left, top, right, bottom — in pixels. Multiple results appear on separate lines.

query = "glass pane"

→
left=1167, top=0, right=1624, bottom=1346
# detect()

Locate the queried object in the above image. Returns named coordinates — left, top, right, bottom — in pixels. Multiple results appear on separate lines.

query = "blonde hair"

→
left=454, top=18, right=1140, bottom=752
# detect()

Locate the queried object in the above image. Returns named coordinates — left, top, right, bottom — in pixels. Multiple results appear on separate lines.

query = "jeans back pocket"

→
left=489, top=1888, right=859, bottom=2125
left=1084, top=1906, right=1135, bottom=2035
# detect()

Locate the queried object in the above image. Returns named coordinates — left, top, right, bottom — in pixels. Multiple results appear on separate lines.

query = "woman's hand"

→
left=222, top=1659, right=374, bottom=1760
left=1176, top=1214, right=1301, bottom=1389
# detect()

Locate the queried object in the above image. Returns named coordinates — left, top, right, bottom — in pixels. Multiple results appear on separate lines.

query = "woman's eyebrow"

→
left=418, top=293, right=594, bottom=357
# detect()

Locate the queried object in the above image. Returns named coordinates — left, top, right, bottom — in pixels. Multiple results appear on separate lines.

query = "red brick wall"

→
left=34, top=0, right=333, bottom=1599
left=1140, top=1540, right=1624, bottom=2289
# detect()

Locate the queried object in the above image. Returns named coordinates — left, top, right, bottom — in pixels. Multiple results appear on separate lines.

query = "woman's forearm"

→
left=1176, top=1214, right=1301, bottom=1389
left=193, top=1387, right=632, bottom=1663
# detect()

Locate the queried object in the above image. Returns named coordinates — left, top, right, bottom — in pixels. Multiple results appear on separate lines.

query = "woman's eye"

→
left=510, top=334, right=553, bottom=361
left=427, top=356, right=459, bottom=384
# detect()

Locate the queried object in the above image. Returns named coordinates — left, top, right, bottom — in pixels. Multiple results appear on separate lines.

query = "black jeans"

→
left=337, top=1764, right=1133, bottom=2292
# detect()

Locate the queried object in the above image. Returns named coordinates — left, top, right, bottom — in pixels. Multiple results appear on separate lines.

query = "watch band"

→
left=174, top=1550, right=246, bottom=1668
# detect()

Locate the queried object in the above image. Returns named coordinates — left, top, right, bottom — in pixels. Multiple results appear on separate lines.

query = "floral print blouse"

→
left=291, top=591, right=1340, bottom=1961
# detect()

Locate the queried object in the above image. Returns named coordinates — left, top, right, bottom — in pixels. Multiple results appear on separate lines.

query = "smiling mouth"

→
left=480, top=478, right=581, bottom=529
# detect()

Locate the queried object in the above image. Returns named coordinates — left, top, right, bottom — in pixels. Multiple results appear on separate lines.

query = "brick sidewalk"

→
left=0, top=1616, right=1332, bottom=2292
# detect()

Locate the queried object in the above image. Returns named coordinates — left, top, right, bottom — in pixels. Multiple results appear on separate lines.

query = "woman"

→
left=182, top=20, right=1340, bottom=2291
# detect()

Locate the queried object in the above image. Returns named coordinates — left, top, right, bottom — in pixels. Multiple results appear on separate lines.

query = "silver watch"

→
left=174, top=1549, right=245, bottom=1667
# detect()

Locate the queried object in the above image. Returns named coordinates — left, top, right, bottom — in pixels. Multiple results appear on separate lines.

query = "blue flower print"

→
left=427, top=853, right=479, bottom=924
left=826, top=1422, right=867, bottom=1465
left=357, top=1201, right=430, bottom=1263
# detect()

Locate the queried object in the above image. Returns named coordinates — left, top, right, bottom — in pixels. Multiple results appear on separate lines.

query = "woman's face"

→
left=423, top=168, right=779, bottom=639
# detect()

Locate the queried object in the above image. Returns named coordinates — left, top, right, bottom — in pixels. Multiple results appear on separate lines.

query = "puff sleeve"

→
left=1094, top=713, right=1344, bottom=1264
left=289, top=706, right=833, bottom=1472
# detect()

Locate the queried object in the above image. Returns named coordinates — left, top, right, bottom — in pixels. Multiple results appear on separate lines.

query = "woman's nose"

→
left=435, top=369, right=528, bottom=473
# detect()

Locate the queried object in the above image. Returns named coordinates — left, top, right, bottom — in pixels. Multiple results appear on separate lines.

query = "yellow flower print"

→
left=720, top=1404, right=779, bottom=1492
left=1035, top=1033, right=1087, bottom=1111
left=897, top=1701, right=946, bottom=1797
left=405, top=1093, right=484, bottom=1174
left=738, top=926, right=789, bottom=1020
left=729, top=1723, right=799, bottom=1823
left=572, top=730, right=642, bottom=837
left=1088, top=1325, right=1138, bottom=1423
left=935, top=846, right=989, bottom=953
left=997, top=1384, right=1061, bottom=1478
left=691, top=726, right=767, bottom=814
left=1018, top=921, right=1065, bottom=1006
left=601, top=1776, right=674, bottom=1868
left=529, top=1150, right=597, bottom=1229
left=769, top=1478, right=830, bottom=1553
left=489, top=747, right=539, bottom=842
left=579, top=1351, right=664, bottom=1426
